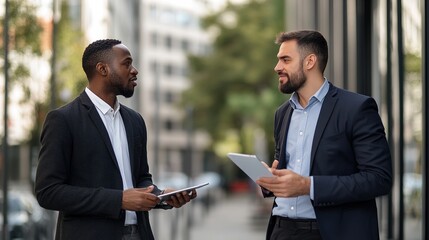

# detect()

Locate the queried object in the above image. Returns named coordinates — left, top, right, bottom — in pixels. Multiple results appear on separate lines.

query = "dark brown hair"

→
left=276, top=30, right=328, bottom=73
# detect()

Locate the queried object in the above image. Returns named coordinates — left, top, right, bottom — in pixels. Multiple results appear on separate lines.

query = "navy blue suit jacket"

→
left=35, top=92, right=160, bottom=240
left=265, top=83, right=392, bottom=240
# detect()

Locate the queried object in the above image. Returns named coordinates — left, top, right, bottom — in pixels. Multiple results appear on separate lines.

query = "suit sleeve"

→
left=312, top=98, right=392, bottom=206
left=35, top=110, right=124, bottom=219
left=261, top=107, right=284, bottom=198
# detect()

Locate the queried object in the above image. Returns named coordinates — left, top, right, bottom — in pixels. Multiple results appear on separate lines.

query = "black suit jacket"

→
left=35, top=92, right=160, bottom=240
left=265, top=83, right=392, bottom=240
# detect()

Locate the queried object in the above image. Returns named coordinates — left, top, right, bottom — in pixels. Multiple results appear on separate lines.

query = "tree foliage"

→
left=183, top=0, right=286, bottom=159
left=1, top=0, right=43, bottom=145
left=29, top=1, right=86, bottom=147
left=55, top=2, right=87, bottom=105
left=1, top=0, right=42, bottom=92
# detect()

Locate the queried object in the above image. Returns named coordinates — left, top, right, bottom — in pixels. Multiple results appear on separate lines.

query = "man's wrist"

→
left=304, top=177, right=311, bottom=195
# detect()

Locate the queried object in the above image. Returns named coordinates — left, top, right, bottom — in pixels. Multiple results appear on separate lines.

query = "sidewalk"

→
left=189, top=193, right=270, bottom=240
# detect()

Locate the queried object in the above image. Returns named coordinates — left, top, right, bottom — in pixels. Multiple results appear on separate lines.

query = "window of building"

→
left=150, top=61, right=158, bottom=75
left=165, top=91, right=175, bottom=104
left=181, top=39, right=190, bottom=52
left=164, top=64, right=174, bottom=76
left=165, top=35, right=173, bottom=49
left=151, top=32, right=158, bottom=47
left=165, top=119, right=174, bottom=131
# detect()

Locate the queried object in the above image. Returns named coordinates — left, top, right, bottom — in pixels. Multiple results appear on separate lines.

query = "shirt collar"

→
left=289, top=78, right=329, bottom=109
left=85, top=87, right=120, bottom=115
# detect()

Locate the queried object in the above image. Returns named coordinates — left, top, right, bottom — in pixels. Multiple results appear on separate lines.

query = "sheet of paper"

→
left=227, top=153, right=274, bottom=182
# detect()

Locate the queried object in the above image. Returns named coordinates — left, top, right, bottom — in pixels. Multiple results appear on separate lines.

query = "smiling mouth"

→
left=278, top=75, right=288, bottom=82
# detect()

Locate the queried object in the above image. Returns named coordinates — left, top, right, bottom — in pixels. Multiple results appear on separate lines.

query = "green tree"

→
left=29, top=1, right=86, bottom=156
left=55, top=1, right=87, bottom=105
left=183, top=0, right=286, bottom=172
left=0, top=0, right=42, bottom=101
left=1, top=0, right=42, bottom=143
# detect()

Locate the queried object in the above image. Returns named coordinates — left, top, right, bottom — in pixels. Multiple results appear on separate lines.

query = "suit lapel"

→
left=80, top=92, right=120, bottom=170
left=278, top=105, right=293, bottom=169
left=310, top=85, right=338, bottom=169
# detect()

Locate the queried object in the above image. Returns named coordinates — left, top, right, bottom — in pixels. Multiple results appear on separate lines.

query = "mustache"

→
left=278, top=72, right=289, bottom=80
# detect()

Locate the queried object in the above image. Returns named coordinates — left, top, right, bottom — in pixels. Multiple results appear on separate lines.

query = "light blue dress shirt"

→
left=272, top=79, right=329, bottom=219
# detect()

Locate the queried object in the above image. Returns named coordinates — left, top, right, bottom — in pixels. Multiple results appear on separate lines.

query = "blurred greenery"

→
left=55, top=2, right=86, bottom=102
left=1, top=0, right=42, bottom=145
left=183, top=0, right=287, bottom=170
left=0, top=0, right=42, bottom=95
left=29, top=1, right=86, bottom=148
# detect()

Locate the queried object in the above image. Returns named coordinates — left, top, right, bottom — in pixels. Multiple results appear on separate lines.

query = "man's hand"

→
left=261, top=159, right=279, bottom=174
left=163, top=189, right=197, bottom=208
left=256, top=161, right=311, bottom=198
left=122, top=186, right=160, bottom=211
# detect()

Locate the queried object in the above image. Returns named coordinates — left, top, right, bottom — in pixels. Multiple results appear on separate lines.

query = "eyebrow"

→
left=121, top=56, right=133, bottom=63
left=277, top=55, right=291, bottom=60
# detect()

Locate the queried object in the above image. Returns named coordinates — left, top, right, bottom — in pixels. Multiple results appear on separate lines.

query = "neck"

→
left=296, top=75, right=324, bottom=108
left=87, top=85, right=117, bottom=108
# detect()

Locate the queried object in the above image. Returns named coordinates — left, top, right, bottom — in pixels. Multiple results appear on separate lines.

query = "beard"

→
left=109, top=71, right=135, bottom=98
left=279, top=67, right=307, bottom=94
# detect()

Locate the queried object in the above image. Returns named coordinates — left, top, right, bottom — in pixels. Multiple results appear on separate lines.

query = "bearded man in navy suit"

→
left=257, top=30, right=392, bottom=240
left=35, top=39, right=196, bottom=240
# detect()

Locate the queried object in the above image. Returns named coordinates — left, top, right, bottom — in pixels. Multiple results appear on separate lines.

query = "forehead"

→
left=111, top=44, right=132, bottom=60
left=277, top=40, right=299, bottom=58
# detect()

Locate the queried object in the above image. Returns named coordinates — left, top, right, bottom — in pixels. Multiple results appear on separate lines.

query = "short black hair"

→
left=82, top=39, right=122, bottom=79
left=275, top=30, right=328, bottom=73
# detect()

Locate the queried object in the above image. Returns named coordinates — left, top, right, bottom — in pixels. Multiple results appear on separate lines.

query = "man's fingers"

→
left=272, top=160, right=279, bottom=169
left=135, top=185, right=154, bottom=192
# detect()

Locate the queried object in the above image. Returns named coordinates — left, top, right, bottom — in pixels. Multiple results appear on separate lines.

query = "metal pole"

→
left=397, top=0, right=405, bottom=238
left=152, top=62, right=160, bottom=237
left=50, top=0, right=59, bottom=110
left=184, top=105, right=194, bottom=240
left=386, top=0, right=394, bottom=238
left=422, top=1, right=429, bottom=239
left=2, top=0, right=10, bottom=239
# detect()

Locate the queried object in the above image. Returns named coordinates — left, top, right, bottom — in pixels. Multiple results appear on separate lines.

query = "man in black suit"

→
left=35, top=39, right=196, bottom=240
left=256, top=30, right=392, bottom=240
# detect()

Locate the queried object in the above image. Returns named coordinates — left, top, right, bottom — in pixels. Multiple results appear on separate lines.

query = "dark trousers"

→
left=122, top=225, right=141, bottom=240
left=270, top=216, right=322, bottom=240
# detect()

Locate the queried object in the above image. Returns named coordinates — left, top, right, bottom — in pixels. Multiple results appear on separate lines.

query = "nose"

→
left=274, top=61, right=282, bottom=73
left=132, top=65, right=138, bottom=76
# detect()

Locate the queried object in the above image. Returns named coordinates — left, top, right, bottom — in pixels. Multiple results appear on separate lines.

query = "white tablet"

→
left=227, top=153, right=274, bottom=182
left=157, top=182, right=209, bottom=201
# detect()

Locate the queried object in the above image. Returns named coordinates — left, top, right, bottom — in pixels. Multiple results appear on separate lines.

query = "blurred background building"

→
left=0, top=0, right=428, bottom=239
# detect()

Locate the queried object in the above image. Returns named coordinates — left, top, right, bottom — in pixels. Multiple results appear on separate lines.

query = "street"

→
left=151, top=191, right=271, bottom=240
left=190, top=193, right=269, bottom=240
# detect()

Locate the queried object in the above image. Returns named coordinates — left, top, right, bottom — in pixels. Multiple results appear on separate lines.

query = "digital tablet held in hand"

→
left=157, top=182, right=209, bottom=202
left=227, top=153, right=274, bottom=182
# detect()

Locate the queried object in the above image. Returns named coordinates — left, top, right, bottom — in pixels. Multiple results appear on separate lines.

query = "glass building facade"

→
left=284, top=0, right=427, bottom=239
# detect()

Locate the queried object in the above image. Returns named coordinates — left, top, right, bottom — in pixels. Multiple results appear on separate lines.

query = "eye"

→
left=124, top=61, right=132, bottom=67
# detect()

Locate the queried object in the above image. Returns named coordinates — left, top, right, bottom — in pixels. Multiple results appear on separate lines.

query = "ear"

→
left=96, top=62, right=108, bottom=76
left=304, top=54, right=317, bottom=70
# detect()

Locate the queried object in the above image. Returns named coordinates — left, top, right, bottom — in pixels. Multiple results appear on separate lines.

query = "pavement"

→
left=151, top=190, right=272, bottom=240
left=189, top=192, right=270, bottom=240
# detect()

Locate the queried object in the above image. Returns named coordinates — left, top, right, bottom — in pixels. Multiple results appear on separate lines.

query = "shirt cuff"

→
left=310, top=176, right=314, bottom=200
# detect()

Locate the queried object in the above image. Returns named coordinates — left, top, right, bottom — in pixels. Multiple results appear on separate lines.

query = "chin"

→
left=122, top=90, right=135, bottom=98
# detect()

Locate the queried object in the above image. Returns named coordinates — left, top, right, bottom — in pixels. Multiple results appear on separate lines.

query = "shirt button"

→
left=297, top=159, right=301, bottom=162
left=290, top=206, right=294, bottom=210
left=299, top=131, right=303, bottom=136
